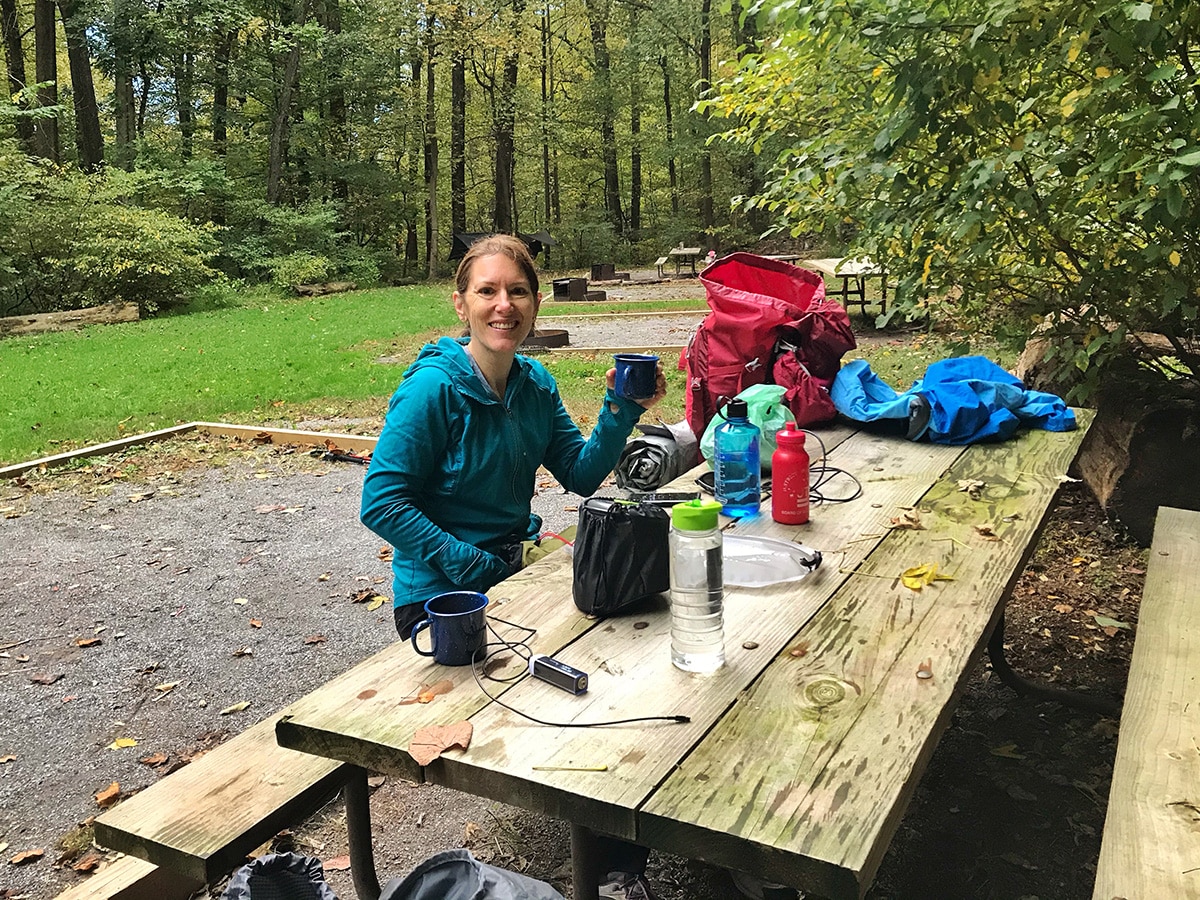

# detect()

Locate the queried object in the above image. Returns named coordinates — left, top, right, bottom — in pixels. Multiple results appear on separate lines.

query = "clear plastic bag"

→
left=723, top=535, right=822, bottom=587
left=700, top=384, right=796, bottom=471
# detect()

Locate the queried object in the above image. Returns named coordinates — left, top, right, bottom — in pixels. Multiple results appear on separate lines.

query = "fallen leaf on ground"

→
left=9, top=848, right=44, bottom=865
left=30, top=672, right=63, bottom=685
left=139, top=752, right=169, bottom=767
left=75, top=637, right=102, bottom=648
left=255, top=504, right=287, bottom=513
left=220, top=701, right=251, bottom=715
left=325, top=855, right=351, bottom=871
left=367, top=596, right=385, bottom=611
left=108, top=737, right=137, bottom=750
left=304, top=634, right=326, bottom=645
left=409, top=721, right=473, bottom=766
left=1053, top=603, right=1074, bottom=614
left=249, top=619, right=263, bottom=628
left=317, top=572, right=331, bottom=582
left=232, top=647, right=253, bottom=657
left=95, top=783, right=120, bottom=808
left=233, top=597, right=249, bottom=605
left=377, top=545, right=393, bottom=562
left=901, top=563, right=954, bottom=591
left=990, top=743, right=1026, bottom=759
left=463, top=821, right=482, bottom=844
left=1093, top=614, right=1130, bottom=630
left=0, top=755, right=14, bottom=763
left=72, top=852, right=103, bottom=872
left=154, top=681, right=179, bottom=693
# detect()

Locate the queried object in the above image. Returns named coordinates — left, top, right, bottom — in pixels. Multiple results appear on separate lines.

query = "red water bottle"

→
left=771, top=423, right=810, bottom=524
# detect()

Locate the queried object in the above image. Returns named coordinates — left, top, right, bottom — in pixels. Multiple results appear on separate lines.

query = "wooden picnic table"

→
left=667, top=246, right=704, bottom=276
left=276, top=416, right=1092, bottom=900
left=802, top=257, right=887, bottom=317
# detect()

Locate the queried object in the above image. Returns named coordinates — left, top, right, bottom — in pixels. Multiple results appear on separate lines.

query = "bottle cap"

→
left=725, top=398, right=749, bottom=419
left=776, top=422, right=806, bottom=446
left=672, top=498, right=722, bottom=531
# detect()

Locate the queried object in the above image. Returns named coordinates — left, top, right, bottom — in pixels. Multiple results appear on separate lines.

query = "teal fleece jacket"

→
left=360, top=337, right=645, bottom=610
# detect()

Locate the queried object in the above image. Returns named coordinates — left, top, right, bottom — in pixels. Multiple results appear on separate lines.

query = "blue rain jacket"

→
left=831, top=356, right=1075, bottom=444
left=361, top=337, right=645, bottom=610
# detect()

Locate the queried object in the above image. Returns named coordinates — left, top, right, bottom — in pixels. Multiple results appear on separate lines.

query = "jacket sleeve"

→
left=542, top=386, right=645, bottom=496
left=360, top=370, right=510, bottom=592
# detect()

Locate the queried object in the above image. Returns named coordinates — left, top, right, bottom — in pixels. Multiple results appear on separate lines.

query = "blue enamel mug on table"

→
left=410, top=591, right=489, bottom=666
left=613, top=353, right=660, bottom=400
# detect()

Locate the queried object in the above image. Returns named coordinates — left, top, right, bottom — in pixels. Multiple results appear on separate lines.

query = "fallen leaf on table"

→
left=972, top=523, right=1001, bottom=541
left=325, top=855, right=351, bottom=871
left=957, top=478, right=985, bottom=499
left=108, top=737, right=137, bottom=750
left=901, top=563, right=954, bottom=591
left=9, top=848, right=44, bottom=865
left=990, top=743, right=1026, bottom=759
left=416, top=680, right=454, bottom=704
left=888, top=510, right=925, bottom=530
left=408, top=721, right=473, bottom=766
left=304, top=634, right=326, bottom=645
left=220, top=700, right=251, bottom=715
left=95, top=783, right=120, bottom=808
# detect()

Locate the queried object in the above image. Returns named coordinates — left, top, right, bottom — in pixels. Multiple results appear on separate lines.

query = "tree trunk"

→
left=320, top=0, right=348, bottom=202
left=59, top=0, right=103, bottom=171
left=660, top=56, right=678, bottom=217
left=423, top=30, right=438, bottom=276
left=697, top=0, right=714, bottom=244
left=451, top=46, right=466, bottom=236
left=493, top=0, right=525, bottom=234
left=32, top=0, right=58, bottom=162
left=213, top=29, right=234, bottom=158
left=112, top=0, right=137, bottom=170
left=584, top=0, right=623, bottom=236
left=628, top=7, right=641, bottom=239
left=0, top=0, right=34, bottom=150
left=540, top=0, right=551, bottom=260
left=267, top=0, right=310, bottom=204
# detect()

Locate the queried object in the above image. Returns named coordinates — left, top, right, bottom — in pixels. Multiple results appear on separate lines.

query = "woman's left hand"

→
left=605, top=364, right=667, bottom=410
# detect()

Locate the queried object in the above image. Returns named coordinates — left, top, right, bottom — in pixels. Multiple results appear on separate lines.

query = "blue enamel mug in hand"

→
left=613, top=353, right=660, bottom=400
left=410, top=591, right=489, bottom=666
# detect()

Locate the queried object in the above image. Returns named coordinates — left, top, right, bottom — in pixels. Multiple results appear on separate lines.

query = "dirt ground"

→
left=0, top=303, right=1144, bottom=900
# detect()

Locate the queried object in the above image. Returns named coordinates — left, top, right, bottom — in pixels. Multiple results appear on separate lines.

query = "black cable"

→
left=470, top=614, right=690, bottom=728
left=803, top=429, right=863, bottom=506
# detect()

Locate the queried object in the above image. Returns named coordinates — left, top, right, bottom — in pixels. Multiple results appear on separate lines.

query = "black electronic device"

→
left=629, top=491, right=701, bottom=506
left=529, top=655, right=589, bottom=695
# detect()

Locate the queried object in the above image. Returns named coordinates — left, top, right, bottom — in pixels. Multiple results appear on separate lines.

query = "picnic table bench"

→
left=1093, top=505, right=1200, bottom=899
left=801, top=257, right=887, bottom=317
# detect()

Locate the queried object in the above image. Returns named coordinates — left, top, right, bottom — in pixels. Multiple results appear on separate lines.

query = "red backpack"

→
left=679, top=253, right=857, bottom=440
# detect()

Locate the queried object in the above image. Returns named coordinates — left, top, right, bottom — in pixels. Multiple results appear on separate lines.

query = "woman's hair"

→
left=454, top=234, right=539, bottom=297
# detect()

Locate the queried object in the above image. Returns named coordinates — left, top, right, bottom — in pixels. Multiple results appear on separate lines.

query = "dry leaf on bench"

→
left=973, top=523, right=1001, bottom=541
left=888, top=510, right=925, bottom=530
left=409, top=721, right=473, bottom=766
left=957, top=478, right=985, bottom=499
left=95, top=782, right=120, bottom=808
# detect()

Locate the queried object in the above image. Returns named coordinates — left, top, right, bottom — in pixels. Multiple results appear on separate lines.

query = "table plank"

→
left=641, top=420, right=1092, bottom=898
left=427, top=432, right=966, bottom=840
left=1093, top=506, right=1200, bottom=900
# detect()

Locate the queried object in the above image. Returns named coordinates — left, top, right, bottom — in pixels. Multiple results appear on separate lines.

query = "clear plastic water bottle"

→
left=669, top=499, right=725, bottom=674
left=713, top=398, right=761, bottom=518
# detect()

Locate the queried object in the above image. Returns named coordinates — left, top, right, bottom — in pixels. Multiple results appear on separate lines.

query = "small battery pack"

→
left=529, top=654, right=589, bottom=695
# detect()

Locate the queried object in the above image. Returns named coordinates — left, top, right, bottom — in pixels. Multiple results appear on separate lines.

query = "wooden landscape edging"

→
left=0, top=422, right=379, bottom=479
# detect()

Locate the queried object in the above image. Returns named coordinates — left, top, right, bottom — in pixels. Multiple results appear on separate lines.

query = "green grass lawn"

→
left=0, top=285, right=1009, bottom=467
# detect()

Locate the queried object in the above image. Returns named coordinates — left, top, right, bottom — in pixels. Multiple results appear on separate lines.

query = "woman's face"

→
left=453, top=253, right=541, bottom=360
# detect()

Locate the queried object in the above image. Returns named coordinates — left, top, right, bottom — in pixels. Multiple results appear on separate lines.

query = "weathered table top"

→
left=802, top=257, right=883, bottom=278
left=668, top=246, right=703, bottom=257
left=277, top=417, right=1091, bottom=899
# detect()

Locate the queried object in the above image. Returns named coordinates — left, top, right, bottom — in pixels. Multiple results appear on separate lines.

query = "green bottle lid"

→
left=671, top=498, right=722, bottom=530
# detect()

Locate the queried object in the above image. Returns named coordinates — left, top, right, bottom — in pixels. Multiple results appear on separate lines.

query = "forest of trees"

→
left=0, top=0, right=778, bottom=315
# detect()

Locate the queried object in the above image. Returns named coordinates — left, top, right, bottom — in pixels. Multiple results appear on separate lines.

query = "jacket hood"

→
left=403, top=336, right=530, bottom=403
